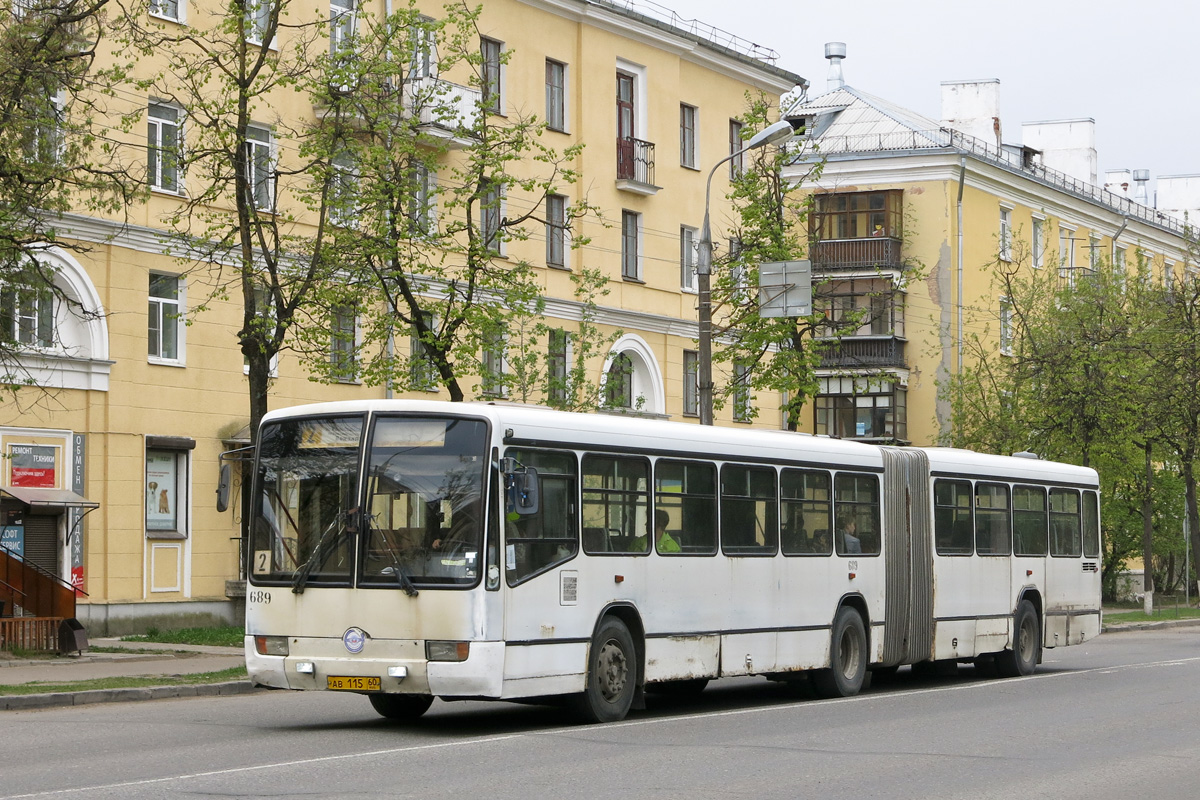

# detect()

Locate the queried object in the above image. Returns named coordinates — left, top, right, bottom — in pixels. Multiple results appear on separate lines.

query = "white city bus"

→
left=244, top=400, right=1101, bottom=722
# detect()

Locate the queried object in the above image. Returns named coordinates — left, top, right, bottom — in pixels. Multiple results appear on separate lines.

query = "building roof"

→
left=786, top=85, right=1189, bottom=238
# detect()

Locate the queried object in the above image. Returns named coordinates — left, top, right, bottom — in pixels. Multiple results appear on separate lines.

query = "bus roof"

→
left=918, top=447, right=1099, bottom=488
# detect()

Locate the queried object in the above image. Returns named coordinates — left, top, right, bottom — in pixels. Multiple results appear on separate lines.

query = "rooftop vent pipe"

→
left=825, top=42, right=846, bottom=91
left=1133, top=169, right=1150, bottom=205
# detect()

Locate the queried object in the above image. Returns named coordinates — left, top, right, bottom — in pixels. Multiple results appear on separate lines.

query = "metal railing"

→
left=588, top=1, right=780, bottom=63
left=809, top=128, right=1190, bottom=238
left=617, top=136, right=656, bottom=186
left=810, top=237, right=904, bottom=270
left=819, top=337, right=906, bottom=369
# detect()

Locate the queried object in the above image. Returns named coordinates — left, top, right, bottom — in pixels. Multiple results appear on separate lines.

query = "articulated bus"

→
left=244, top=400, right=1101, bottom=722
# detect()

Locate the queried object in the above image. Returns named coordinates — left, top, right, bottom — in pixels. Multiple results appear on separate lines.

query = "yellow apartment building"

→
left=782, top=46, right=1191, bottom=447
left=0, top=1, right=804, bottom=633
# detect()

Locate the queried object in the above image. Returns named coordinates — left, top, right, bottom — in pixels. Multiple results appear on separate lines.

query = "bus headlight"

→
left=254, top=635, right=289, bottom=656
left=425, top=641, right=470, bottom=662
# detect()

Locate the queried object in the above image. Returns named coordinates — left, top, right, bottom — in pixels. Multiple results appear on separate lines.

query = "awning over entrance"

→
left=1, top=487, right=99, bottom=510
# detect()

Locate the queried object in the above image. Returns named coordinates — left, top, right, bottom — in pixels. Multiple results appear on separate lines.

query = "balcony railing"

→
left=810, top=237, right=903, bottom=271
left=617, top=136, right=656, bottom=187
left=405, top=77, right=481, bottom=138
left=819, top=337, right=906, bottom=369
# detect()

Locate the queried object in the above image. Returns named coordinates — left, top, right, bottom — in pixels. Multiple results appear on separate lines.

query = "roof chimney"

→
left=825, top=42, right=846, bottom=91
left=1133, top=169, right=1150, bottom=205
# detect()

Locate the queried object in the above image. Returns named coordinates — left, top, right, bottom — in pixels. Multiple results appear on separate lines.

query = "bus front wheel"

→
left=813, top=607, right=867, bottom=698
left=368, top=693, right=434, bottom=720
left=574, top=617, right=637, bottom=723
left=996, top=599, right=1040, bottom=678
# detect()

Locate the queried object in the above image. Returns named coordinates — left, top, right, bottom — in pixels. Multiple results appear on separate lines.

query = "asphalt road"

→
left=2, top=628, right=1197, bottom=800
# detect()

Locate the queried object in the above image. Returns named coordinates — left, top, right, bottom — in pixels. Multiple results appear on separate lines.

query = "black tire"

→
left=368, top=693, right=434, bottom=720
left=646, top=678, right=709, bottom=696
left=812, top=607, right=868, bottom=698
left=573, top=617, right=638, bottom=723
left=996, top=599, right=1040, bottom=678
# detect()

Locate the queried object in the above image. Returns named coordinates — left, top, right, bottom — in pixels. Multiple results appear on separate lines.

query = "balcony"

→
left=616, top=137, right=660, bottom=195
left=818, top=336, right=906, bottom=369
left=810, top=237, right=902, bottom=272
left=404, top=77, right=481, bottom=148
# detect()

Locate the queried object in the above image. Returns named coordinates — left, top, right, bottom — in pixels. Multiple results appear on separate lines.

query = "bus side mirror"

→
left=504, top=464, right=539, bottom=516
left=216, top=463, right=231, bottom=513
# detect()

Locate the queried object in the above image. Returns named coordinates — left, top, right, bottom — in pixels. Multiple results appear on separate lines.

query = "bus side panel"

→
left=971, top=556, right=1012, bottom=655
left=1044, top=556, right=1099, bottom=647
left=724, top=559, right=781, bottom=674
left=776, top=558, right=841, bottom=672
left=501, top=642, right=587, bottom=699
left=644, top=635, right=720, bottom=682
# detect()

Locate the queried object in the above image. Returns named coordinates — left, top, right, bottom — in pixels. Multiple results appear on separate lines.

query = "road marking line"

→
left=6, top=654, right=1200, bottom=798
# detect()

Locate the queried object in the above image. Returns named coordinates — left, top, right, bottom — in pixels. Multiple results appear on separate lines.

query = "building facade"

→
left=0, top=1, right=803, bottom=632
left=783, top=49, right=1191, bottom=447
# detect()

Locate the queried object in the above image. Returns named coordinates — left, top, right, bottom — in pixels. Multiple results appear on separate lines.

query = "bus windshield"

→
left=251, top=415, right=365, bottom=586
left=361, top=416, right=489, bottom=588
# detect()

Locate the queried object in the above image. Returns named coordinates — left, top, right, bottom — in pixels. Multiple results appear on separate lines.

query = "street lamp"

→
left=697, top=119, right=795, bottom=425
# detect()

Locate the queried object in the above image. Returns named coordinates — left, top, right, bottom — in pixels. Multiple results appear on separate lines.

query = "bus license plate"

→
left=327, top=676, right=381, bottom=691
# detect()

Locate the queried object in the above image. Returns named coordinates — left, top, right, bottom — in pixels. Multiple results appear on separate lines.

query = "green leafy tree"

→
left=708, top=93, right=825, bottom=429
left=0, top=0, right=140, bottom=396
left=295, top=2, right=594, bottom=403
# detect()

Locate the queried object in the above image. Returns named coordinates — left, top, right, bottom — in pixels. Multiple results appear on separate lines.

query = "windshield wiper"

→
left=292, top=510, right=353, bottom=594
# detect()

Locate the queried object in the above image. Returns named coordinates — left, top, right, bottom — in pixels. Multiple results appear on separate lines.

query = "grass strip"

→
left=121, top=625, right=243, bottom=648
left=0, top=666, right=248, bottom=696
left=1105, top=607, right=1200, bottom=623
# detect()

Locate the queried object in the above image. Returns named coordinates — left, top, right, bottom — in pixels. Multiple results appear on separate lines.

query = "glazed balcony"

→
left=810, top=237, right=903, bottom=272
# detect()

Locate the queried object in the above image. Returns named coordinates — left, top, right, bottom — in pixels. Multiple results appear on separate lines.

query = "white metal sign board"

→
left=758, top=260, right=812, bottom=318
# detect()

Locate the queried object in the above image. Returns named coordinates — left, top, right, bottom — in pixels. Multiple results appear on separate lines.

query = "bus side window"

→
left=720, top=464, right=778, bottom=555
left=503, top=448, right=579, bottom=584
left=780, top=468, right=832, bottom=556
left=834, top=472, right=880, bottom=556
left=1049, top=488, right=1081, bottom=557
left=934, top=479, right=973, bottom=556
left=582, top=454, right=650, bottom=555
left=654, top=459, right=717, bottom=555
left=1082, top=491, right=1100, bottom=558
left=975, top=482, right=1011, bottom=556
left=1013, top=485, right=1047, bottom=556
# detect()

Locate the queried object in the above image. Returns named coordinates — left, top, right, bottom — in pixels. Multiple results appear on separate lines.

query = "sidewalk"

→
left=0, top=637, right=260, bottom=711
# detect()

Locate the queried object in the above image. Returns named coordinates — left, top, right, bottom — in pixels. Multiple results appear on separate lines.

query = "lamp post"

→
left=697, top=119, right=795, bottom=425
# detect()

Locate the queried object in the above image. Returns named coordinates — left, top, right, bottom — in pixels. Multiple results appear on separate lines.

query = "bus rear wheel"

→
left=996, top=599, right=1040, bottom=677
left=368, top=693, right=434, bottom=720
left=813, top=607, right=867, bottom=698
left=574, top=617, right=637, bottom=723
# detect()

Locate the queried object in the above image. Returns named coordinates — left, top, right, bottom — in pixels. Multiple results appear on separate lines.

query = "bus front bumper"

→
left=244, top=638, right=505, bottom=698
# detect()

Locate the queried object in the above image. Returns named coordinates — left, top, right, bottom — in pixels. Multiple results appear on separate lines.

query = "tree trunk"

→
left=1185, top=458, right=1200, bottom=603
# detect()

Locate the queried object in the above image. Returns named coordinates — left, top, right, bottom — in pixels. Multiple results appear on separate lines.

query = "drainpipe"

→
left=957, top=156, right=966, bottom=373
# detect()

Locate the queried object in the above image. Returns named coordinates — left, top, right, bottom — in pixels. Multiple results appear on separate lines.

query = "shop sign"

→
left=8, top=444, right=57, bottom=488
left=0, top=525, right=23, bottom=559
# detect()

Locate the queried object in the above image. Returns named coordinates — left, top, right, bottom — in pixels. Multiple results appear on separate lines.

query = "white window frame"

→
left=733, top=362, right=752, bottom=422
left=680, top=225, right=698, bottom=292
left=148, top=272, right=185, bottom=365
left=330, top=303, right=357, bottom=383
left=480, top=178, right=505, bottom=255
left=407, top=162, right=437, bottom=235
left=729, top=119, right=744, bottom=179
left=547, top=327, right=571, bottom=404
left=245, top=0, right=273, bottom=47
left=330, top=0, right=356, bottom=57
left=0, top=284, right=55, bottom=349
left=1059, top=224, right=1076, bottom=285
left=999, top=295, right=1013, bottom=356
left=545, top=58, right=567, bottom=132
left=147, top=102, right=183, bottom=194
left=145, top=447, right=190, bottom=540
left=244, top=124, right=275, bottom=212
left=481, top=37, right=504, bottom=114
left=1088, top=234, right=1101, bottom=271
left=621, top=210, right=642, bottom=281
left=546, top=193, right=567, bottom=268
left=1031, top=216, right=1045, bottom=269
left=680, top=103, right=698, bottom=169
left=999, top=205, right=1013, bottom=262
left=481, top=332, right=506, bottom=398
left=149, top=0, right=184, bottom=23
left=410, top=311, right=438, bottom=392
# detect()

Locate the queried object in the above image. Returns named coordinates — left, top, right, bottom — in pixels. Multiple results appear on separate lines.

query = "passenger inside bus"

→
left=653, top=509, right=681, bottom=553
left=837, top=509, right=862, bottom=554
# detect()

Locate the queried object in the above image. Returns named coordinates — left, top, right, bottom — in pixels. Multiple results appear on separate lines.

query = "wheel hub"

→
left=597, top=640, right=628, bottom=701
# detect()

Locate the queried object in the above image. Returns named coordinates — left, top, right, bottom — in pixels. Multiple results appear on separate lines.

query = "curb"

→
left=1101, top=618, right=1200, bottom=634
left=1, top=681, right=267, bottom=711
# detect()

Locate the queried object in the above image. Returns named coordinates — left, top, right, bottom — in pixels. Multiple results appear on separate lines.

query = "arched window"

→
left=0, top=247, right=110, bottom=391
left=605, top=353, right=633, bottom=408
